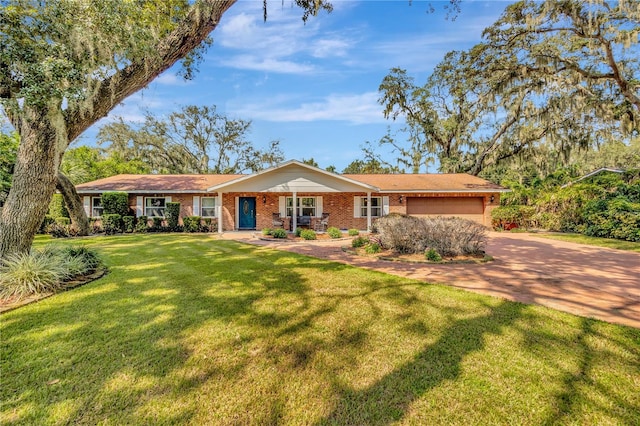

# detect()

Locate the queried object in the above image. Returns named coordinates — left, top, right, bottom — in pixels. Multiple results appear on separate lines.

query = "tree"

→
left=376, top=1, right=639, bottom=176
left=61, top=146, right=151, bottom=184
left=98, top=105, right=284, bottom=174
left=301, top=158, right=319, bottom=168
left=342, top=157, right=401, bottom=174
left=0, top=0, right=332, bottom=257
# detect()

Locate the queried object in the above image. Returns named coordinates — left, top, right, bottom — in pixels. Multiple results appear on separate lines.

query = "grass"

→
left=534, top=232, right=640, bottom=252
left=2, top=234, right=639, bottom=425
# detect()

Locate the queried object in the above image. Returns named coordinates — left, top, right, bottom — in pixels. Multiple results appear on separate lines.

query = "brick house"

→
left=75, top=160, right=508, bottom=233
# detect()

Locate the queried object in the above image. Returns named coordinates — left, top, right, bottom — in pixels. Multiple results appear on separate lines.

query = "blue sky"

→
left=77, top=0, right=510, bottom=172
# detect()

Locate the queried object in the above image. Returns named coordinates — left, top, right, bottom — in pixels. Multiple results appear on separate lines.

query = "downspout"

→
left=292, top=192, right=297, bottom=232
left=367, top=192, right=372, bottom=231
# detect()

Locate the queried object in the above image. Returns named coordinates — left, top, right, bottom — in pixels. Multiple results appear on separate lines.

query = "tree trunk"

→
left=56, top=172, right=89, bottom=236
left=0, top=109, right=61, bottom=257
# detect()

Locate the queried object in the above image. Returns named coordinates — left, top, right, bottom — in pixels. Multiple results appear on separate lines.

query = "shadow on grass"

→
left=316, top=300, right=524, bottom=425
left=2, top=235, right=639, bottom=424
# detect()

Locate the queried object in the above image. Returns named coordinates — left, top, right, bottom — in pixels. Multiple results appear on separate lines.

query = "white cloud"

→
left=221, top=55, right=315, bottom=74
left=231, top=92, right=387, bottom=124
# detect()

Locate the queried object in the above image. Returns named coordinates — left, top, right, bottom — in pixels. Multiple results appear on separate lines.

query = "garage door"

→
left=406, top=197, right=485, bottom=224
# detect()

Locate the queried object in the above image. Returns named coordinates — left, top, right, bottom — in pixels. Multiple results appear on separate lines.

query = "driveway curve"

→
left=229, top=232, right=640, bottom=329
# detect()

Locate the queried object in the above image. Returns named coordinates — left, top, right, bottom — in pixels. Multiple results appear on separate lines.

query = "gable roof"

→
left=75, top=174, right=241, bottom=193
left=207, top=160, right=379, bottom=193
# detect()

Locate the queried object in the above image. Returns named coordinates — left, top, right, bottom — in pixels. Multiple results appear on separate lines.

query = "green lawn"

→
left=2, top=234, right=639, bottom=425
left=534, top=232, right=640, bottom=252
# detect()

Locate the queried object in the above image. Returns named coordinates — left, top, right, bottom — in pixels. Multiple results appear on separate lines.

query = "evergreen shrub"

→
left=101, top=192, right=130, bottom=216
left=165, top=202, right=181, bottom=230
left=102, top=214, right=122, bottom=235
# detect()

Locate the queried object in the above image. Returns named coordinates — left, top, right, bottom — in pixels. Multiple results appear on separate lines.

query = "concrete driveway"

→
left=235, top=232, right=640, bottom=329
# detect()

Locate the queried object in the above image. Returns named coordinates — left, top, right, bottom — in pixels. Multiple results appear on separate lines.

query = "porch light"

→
left=399, top=195, right=404, bottom=204
left=262, top=195, right=267, bottom=204
left=490, top=195, right=495, bottom=204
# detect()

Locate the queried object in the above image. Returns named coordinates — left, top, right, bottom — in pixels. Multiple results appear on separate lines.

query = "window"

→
left=145, top=197, right=166, bottom=217
left=286, top=197, right=316, bottom=217
left=91, top=197, right=103, bottom=218
left=201, top=197, right=216, bottom=217
left=361, top=197, right=382, bottom=217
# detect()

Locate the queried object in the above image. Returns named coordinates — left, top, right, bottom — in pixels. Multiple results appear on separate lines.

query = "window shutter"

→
left=193, top=196, right=200, bottom=216
left=316, top=196, right=323, bottom=217
left=83, top=196, right=91, bottom=216
left=382, top=196, right=390, bottom=216
left=166, top=196, right=172, bottom=203
left=279, top=196, right=286, bottom=217
left=353, top=197, right=361, bottom=218
left=136, top=196, right=144, bottom=217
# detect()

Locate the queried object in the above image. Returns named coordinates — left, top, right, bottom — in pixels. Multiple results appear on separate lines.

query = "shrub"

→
left=300, top=229, right=317, bottom=240
left=327, top=227, right=342, bottom=238
left=425, top=248, right=442, bottom=262
left=0, top=252, right=65, bottom=300
left=348, top=229, right=360, bottom=236
left=183, top=216, right=202, bottom=233
left=165, top=202, right=181, bottom=230
left=0, top=245, right=103, bottom=301
left=55, top=217, right=71, bottom=226
left=262, top=227, right=272, bottom=236
left=202, top=218, right=217, bottom=233
left=271, top=228, right=287, bottom=239
left=491, top=205, right=535, bottom=230
left=151, top=217, right=164, bottom=231
left=89, top=218, right=103, bottom=234
left=48, top=194, right=69, bottom=219
left=352, top=236, right=369, bottom=248
left=102, top=214, right=122, bottom=235
left=39, top=215, right=55, bottom=234
left=47, top=222, right=69, bottom=238
left=375, top=215, right=487, bottom=256
left=101, top=192, right=130, bottom=217
left=365, top=243, right=381, bottom=254
left=135, top=216, right=148, bottom=233
left=122, top=216, right=135, bottom=233
left=294, top=227, right=303, bottom=237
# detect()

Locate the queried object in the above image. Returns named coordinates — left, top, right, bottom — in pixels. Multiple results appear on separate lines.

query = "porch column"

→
left=366, top=192, right=372, bottom=231
left=292, top=191, right=297, bottom=232
left=217, top=192, right=224, bottom=234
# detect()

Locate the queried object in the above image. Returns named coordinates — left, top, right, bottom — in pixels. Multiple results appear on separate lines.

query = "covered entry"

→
left=406, top=197, right=485, bottom=224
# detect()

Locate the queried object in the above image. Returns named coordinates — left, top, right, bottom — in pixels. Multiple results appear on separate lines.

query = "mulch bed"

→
left=0, top=268, right=108, bottom=314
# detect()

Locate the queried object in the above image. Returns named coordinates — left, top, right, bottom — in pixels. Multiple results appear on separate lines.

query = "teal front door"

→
left=238, top=197, right=256, bottom=229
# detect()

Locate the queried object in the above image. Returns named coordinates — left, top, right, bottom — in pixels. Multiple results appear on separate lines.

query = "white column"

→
left=367, top=192, right=372, bottom=231
left=217, top=193, right=224, bottom=234
left=292, top=192, right=297, bottom=232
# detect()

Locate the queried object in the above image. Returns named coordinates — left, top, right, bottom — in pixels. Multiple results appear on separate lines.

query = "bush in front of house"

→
left=165, top=202, right=181, bottom=231
left=102, top=214, right=122, bottom=235
left=122, top=216, right=136, bottom=233
left=48, top=194, right=70, bottom=219
left=135, top=216, right=148, bottom=233
left=352, top=236, right=369, bottom=248
left=425, top=248, right=442, bottom=262
left=102, top=192, right=130, bottom=217
left=202, top=218, right=217, bottom=233
left=150, top=217, right=164, bottom=232
left=0, top=245, right=103, bottom=301
left=365, top=242, right=381, bottom=254
left=39, top=215, right=55, bottom=234
left=375, top=215, right=487, bottom=256
left=348, top=229, right=359, bottom=236
left=262, top=227, right=272, bottom=236
left=327, top=227, right=342, bottom=238
left=491, top=205, right=535, bottom=230
left=183, top=216, right=201, bottom=233
left=47, top=222, right=69, bottom=238
left=300, top=229, right=317, bottom=240
left=294, top=227, right=303, bottom=237
left=271, top=228, right=287, bottom=239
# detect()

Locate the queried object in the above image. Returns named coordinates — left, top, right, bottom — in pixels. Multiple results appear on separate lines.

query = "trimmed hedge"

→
left=102, top=214, right=122, bottom=235
left=49, top=194, right=69, bottom=219
left=183, top=216, right=201, bottom=233
left=102, top=192, right=130, bottom=217
left=165, top=202, right=181, bottom=230
left=122, top=216, right=136, bottom=233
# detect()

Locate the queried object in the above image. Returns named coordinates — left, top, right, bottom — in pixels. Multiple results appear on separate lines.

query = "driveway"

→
left=230, top=232, right=640, bottom=329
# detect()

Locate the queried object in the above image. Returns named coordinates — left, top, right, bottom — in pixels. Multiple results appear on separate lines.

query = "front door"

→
left=238, top=197, right=257, bottom=229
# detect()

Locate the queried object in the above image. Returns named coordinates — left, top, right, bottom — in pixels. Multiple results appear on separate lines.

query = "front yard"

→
left=1, top=234, right=639, bottom=424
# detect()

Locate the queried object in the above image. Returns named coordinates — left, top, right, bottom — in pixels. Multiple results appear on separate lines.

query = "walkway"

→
left=225, top=232, right=640, bottom=329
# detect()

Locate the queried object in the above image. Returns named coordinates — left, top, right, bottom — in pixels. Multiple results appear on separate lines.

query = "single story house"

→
left=75, top=160, right=509, bottom=233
